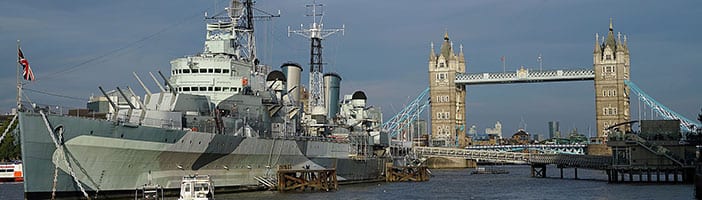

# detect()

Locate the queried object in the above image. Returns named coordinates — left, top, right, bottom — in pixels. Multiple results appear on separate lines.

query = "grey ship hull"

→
left=19, top=112, right=386, bottom=199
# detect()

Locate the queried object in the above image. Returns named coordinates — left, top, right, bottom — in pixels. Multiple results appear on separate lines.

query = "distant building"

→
left=548, top=121, right=561, bottom=139
left=512, top=129, right=531, bottom=145
left=468, top=124, right=477, bottom=135
left=485, top=121, right=502, bottom=139
left=410, top=119, right=428, bottom=137
left=533, top=134, right=542, bottom=142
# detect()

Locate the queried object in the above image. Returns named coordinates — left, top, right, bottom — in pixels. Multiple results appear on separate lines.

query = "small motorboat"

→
left=178, top=174, right=214, bottom=200
left=471, top=167, right=509, bottom=175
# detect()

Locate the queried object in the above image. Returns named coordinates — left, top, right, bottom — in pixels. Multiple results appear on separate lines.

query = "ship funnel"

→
left=323, top=73, right=342, bottom=120
left=281, top=62, right=303, bottom=103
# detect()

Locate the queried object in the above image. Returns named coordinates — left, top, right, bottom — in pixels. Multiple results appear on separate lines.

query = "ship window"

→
left=223, top=69, right=230, bottom=73
left=215, top=87, right=221, bottom=91
left=191, top=69, right=198, bottom=73
left=200, top=69, right=206, bottom=73
left=183, top=69, right=190, bottom=73
left=215, top=69, right=221, bottom=73
left=208, top=69, right=214, bottom=73
left=192, top=87, right=199, bottom=91
left=183, top=87, right=190, bottom=91
left=222, top=87, right=229, bottom=92
left=208, top=87, right=213, bottom=91
left=200, top=87, right=206, bottom=91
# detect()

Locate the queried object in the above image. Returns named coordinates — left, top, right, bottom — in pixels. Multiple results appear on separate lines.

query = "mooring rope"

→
left=51, top=165, right=59, bottom=200
left=0, top=114, right=17, bottom=144
left=39, top=111, right=91, bottom=199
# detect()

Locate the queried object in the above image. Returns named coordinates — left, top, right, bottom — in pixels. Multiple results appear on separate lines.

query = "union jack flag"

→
left=18, top=48, right=35, bottom=81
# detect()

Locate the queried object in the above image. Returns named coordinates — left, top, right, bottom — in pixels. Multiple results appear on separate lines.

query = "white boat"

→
left=134, top=183, right=164, bottom=200
left=0, top=161, right=23, bottom=182
left=178, top=175, right=214, bottom=200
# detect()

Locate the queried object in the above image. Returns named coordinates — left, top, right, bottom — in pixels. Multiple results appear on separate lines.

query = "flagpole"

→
left=16, top=40, right=21, bottom=111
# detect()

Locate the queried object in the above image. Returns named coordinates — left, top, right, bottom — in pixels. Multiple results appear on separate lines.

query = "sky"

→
left=1, top=0, right=701, bottom=138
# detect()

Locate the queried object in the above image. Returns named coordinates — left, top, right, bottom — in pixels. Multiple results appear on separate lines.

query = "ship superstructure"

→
left=169, top=0, right=267, bottom=106
left=17, top=1, right=390, bottom=199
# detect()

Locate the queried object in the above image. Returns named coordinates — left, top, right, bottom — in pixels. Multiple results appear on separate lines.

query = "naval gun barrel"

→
left=132, top=72, right=152, bottom=95
left=98, top=86, right=119, bottom=121
left=157, top=70, right=177, bottom=95
left=116, top=87, right=137, bottom=109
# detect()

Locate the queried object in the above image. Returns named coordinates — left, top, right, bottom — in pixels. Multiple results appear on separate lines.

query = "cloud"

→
left=0, top=0, right=699, bottom=137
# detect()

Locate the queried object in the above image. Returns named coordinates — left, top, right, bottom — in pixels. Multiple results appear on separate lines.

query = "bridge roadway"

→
left=414, top=146, right=611, bottom=170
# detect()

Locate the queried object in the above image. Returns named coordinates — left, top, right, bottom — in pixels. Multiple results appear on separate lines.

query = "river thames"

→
left=0, top=165, right=694, bottom=199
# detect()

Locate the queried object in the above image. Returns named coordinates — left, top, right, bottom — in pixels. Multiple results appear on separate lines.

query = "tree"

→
left=0, top=116, right=21, bottom=162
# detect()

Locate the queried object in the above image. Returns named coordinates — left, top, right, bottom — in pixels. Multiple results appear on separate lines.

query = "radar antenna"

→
left=227, top=0, right=244, bottom=20
left=288, top=0, right=344, bottom=113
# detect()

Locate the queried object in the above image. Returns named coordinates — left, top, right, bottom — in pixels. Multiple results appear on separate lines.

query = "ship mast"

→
left=288, top=0, right=344, bottom=114
left=205, top=0, right=279, bottom=65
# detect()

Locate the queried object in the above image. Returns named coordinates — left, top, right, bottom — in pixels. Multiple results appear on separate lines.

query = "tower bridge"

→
left=382, top=20, right=701, bottom=149
left=426, top=20, right=630, bottom=148
left=380, top=21, right=701, bottom=183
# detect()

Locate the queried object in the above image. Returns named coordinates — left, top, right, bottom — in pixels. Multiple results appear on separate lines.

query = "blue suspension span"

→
left=382, top=87, right=431, bottom=138
left=381, top=80, right=698, bottom=142
left=625, top=80, right=701, bottom=133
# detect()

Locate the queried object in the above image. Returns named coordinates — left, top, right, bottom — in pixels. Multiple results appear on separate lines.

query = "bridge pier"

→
left=531, top=164, right=547, bottom=178
left=647, top=170, right=652, bottom=182
left=607, top=167, right=693, bottom=184
left=559, top=167, right=563, bottom=179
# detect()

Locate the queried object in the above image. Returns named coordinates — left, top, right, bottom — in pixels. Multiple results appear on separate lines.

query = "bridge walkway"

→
left=414, top=146, right=611, bottom=170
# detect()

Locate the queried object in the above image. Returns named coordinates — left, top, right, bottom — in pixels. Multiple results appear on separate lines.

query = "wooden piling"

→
left=385, top=163, right=430, bottom=182
left=277, top=166, right=338, bottom=192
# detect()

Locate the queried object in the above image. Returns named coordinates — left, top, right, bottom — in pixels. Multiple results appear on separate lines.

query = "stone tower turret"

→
left=428, top=31, right=467, bottom=147
left=593, top=19, right=631, bottom=140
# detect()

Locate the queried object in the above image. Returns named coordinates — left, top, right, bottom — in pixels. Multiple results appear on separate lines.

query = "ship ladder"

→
left=40, top=111, right=92, bottom=200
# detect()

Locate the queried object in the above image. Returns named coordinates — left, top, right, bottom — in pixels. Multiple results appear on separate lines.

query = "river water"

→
left=1, top=165, right=694, bottom=199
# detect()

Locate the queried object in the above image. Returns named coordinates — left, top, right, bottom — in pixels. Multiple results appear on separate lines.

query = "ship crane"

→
left=288, top=0, right=344, bottom=118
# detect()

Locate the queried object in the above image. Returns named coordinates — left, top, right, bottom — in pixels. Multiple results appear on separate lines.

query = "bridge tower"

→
left=428, top=32, right=467, bottom=147
left=593, top=19, right=631, bottom=140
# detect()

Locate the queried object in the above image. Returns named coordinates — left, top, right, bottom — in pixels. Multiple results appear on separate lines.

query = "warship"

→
left=18, top=1, right=390, bottom=199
